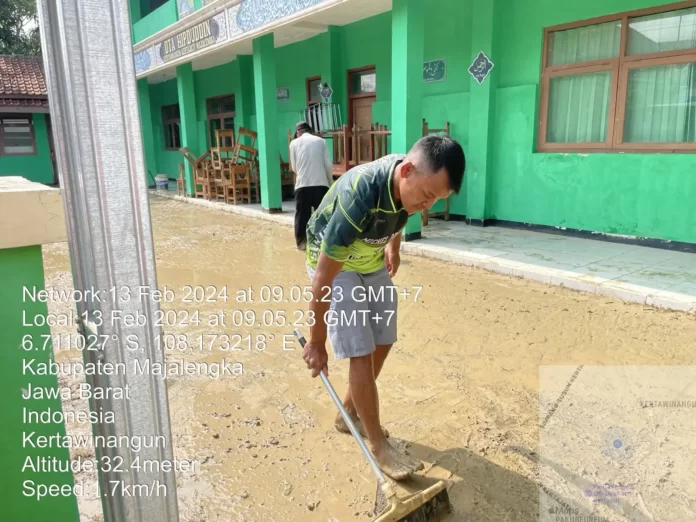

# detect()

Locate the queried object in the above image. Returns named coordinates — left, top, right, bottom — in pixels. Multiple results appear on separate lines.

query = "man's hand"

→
left=302, top=339, right=328, bottom=378
left=385, top=246, right=401, bottom=278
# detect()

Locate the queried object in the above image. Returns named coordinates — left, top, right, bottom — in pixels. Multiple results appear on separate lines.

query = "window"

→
left=307, top=76, right=322, bottom=107
left=206, top=95, right=235, bottom=147
left=144, top=0, right=169, bottom=17
left=539, top=2, right=696, bottom=152
left=162, top=104, right=181, bottom=151
left=0, top=115, right=36, bottom=156
left=349, top=68, right=376, bottom=96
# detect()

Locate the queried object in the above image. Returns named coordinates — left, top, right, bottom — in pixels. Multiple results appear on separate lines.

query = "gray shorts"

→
left=306, top=264, right=398, bottom=360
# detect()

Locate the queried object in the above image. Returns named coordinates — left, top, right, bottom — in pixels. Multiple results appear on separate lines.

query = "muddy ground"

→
left=43, top=197, right=696, bottom=522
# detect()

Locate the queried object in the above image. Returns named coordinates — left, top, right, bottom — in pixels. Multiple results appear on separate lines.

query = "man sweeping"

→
left=302, top=135, right=465, bottom=480
left=289, top=121, right=334, bottom=250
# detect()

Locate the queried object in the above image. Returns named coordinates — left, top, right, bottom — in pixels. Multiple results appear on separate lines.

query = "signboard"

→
left=319, top=82, right=333, bottom=103
left=468, top=51, right=494, bottom=85
left=160, top=15, right=224, bottom=63
left=423, top=59, right=446, bottom=83
left=276, top=87, right=290, bottom=101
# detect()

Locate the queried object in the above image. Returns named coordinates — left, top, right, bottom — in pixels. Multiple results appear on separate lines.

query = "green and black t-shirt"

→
left=305, top=154, right=409, bottom=274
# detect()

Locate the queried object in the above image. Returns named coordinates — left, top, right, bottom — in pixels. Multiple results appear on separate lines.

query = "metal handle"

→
left=293, top=329, right=387, bottom=484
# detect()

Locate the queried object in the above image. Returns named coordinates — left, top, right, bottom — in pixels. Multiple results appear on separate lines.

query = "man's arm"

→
left=384, top=232, right=401, bottom=277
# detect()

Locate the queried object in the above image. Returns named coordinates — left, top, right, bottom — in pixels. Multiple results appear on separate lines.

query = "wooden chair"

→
left=176, top=163, right=185, bottom=196
left=215, top=128, right=235, bottom=149
left=179, top=148, right=212, bottom=199
left=237, top=127, right=257, bottom=149
left=371, top=122, right=390, bottom=160
left=421, top=119, right=451, bottom=226
left=227, top=163, right=254, bottom=204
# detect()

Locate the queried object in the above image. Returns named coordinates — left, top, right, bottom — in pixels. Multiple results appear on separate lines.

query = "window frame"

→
left=538, top=0, right=696, bottom=153
left=205, top=94, right=236, bottom=147
left=306, top=76, right=322, bottom=108
left=161, top=103, right=181, bottom=151
left=0, top=114, right=37, bottom=156
left=347, top=66, right=377, bottom=100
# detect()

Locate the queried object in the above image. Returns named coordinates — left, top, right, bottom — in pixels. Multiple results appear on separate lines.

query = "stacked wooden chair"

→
left=421, top=119, right=451, bottom=226
left=179, top=147, right=212, bottom=199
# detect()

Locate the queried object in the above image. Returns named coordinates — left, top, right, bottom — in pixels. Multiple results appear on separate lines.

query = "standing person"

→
left=302, top=135, right=465, bottom=480
left=289, top=121, right=333, bottom=250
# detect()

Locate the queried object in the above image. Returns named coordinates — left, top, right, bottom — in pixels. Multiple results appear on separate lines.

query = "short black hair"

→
left=410, top=135, right=466, bottom=194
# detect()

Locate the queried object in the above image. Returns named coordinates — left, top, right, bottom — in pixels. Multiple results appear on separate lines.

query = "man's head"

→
left=295, top=121, right=313, bottom=138
left=395, top=135, right=465, bottom=215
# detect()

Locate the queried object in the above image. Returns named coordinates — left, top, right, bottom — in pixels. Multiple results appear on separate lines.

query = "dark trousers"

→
left=294, top=185, right=328, bottom=247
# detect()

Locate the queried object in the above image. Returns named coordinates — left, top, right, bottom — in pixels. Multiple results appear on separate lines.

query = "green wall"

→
left=0, top=114, right=54, bottom=185
left=0, top=246, right=80, bottom=521
left=492, top=0, right=696, bottom=243
left=132, top=0, right=178, bottom=43
left=275, top=34, right=326, bottom=161
left=149, top=80, right=182, bottom=180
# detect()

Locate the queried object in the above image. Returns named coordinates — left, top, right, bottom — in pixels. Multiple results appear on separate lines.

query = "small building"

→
left=0, top=55, right=56, bottom=185
left=129, top=0, right=694, bottom=246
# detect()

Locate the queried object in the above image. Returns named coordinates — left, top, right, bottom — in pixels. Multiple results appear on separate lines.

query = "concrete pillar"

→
left=234, top=55, right=255, bottom=140
left=177, top=62, right=198, bottom=195
left=252, top=33, right=282, bottom=212
left=391, top=0, right=424, bottom=240
left=0, top=178, right=80, bottom=522
left=137, top=78, right=158, bottom=185
left=466, top=0, right=500, bottom=225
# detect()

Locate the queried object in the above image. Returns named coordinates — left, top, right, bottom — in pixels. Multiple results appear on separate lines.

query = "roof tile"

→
left=0, top=55, right=47, bottom=97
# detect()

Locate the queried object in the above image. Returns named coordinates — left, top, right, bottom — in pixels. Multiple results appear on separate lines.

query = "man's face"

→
left=398, top=162, right=452, bottom=215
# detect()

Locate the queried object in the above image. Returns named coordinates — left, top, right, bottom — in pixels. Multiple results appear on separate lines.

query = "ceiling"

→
left=147, top=0, right=392, bottom=84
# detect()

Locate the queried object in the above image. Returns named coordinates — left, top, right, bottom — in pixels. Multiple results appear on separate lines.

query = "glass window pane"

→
left=350, top=70, right=376, bottom=95
left=222, top=96, right=235, bottom=113
left=308, top=79, right=321, bottom=101
left=624, top=61, right=696, bottom=143
left=209, top=119, right=221, bottom=147
left=547, top=71, right=611, bottom=143
left=628, top=7, right=696, bottom=55
left=548, top=21, right=621, bottom=66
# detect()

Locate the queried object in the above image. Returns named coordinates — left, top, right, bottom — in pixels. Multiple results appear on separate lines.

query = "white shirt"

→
left=289, top=132, right=333, bottom=190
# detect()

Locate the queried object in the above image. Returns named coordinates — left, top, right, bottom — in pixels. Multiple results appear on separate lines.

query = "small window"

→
left=162, top=104, right=181, bottom=151
left=350, top=69, right=376, bottom=96
left=539, top=2, right=696, bottom=152
left=206, top=95, right=235, bottom=147
left=307, top=76, right=322, bottom=107
left=0, top=115, right=36, bottom=155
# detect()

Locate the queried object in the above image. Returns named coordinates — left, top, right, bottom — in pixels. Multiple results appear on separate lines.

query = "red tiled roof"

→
left=0, top=55, right=47, bottom=96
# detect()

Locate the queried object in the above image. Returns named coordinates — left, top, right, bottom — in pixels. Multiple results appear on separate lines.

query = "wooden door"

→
left=351, top=96, right=375, bottom=163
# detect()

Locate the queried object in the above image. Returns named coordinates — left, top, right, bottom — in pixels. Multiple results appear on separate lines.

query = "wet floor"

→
left=43, top=197, right=696, bottom=522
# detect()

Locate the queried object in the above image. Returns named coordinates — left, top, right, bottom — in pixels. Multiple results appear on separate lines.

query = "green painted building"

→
left=131, top=0, right=696, bottom=245
left=0, top=55, right=57, bottom=186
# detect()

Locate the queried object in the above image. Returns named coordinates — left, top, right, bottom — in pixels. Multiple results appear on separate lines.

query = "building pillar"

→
left=466, top=0, right=501, bottom=225
left=234, top=55, right=254, bottom=140
left=177, top=62, right=198, bottom=195
left=391, top=0, right=424, bottom=240
left=319, top=25, right=344, bottom=113
left=137, top=78, right=157, bottom=186
left=252, top=33, right=282, bottom=212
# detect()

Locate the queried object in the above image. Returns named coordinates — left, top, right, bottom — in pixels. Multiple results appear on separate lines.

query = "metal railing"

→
left=297, top=102, right=343, bottom=134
